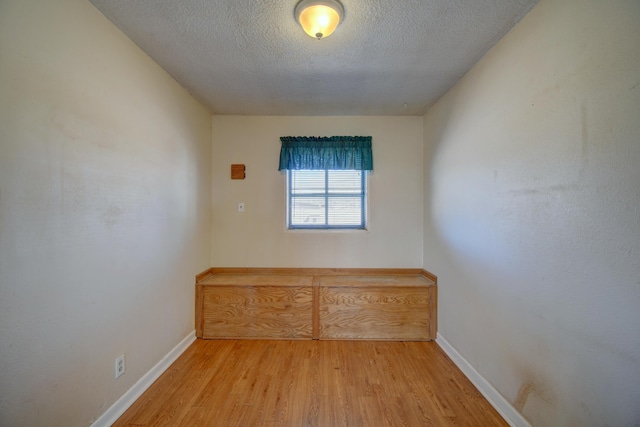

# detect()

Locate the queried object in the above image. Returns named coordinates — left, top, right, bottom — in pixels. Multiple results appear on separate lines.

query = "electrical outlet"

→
left=115, top=354, right=126, bottom=379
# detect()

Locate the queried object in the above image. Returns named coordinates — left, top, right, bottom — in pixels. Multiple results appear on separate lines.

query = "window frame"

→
left=286, top=169, right=368, bottom=230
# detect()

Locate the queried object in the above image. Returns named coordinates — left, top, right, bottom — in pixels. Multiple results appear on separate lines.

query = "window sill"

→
left=285, top=227, right=369, bottom=234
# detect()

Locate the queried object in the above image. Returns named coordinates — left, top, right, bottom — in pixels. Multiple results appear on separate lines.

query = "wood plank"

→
left=205, top=267, right=430, bottom=277
left=201, top=286, right=313, bottom=339
left=319, top=286, right=432, bottom=340
left=429, top=284, right=438, bottom=339
left=195, top=267, right=214, bottom=282
left=421, top=268, right=438, bottom=283
left=113, top=340, right=508, bottom=427
left=312, top=276, right=320, bottom=339
left=195, top=284, right=203, bottom=338
left=318, top=274, right=435, bottom=288
left=198, top=274, right=314, bottom=287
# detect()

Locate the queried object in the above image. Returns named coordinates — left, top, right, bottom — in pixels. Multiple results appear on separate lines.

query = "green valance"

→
left=278, top=136, right=373, bottom=171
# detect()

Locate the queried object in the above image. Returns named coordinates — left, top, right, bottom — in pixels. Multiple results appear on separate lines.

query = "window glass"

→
left=288, top=170, right=366, bottom=229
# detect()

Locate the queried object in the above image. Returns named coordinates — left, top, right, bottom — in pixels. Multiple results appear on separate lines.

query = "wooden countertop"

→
left=196, top=268, right=436, bottom=288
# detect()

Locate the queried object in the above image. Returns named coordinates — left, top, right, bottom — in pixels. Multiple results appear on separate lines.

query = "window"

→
left=278, top=135, right=372, bottom=230
left=288, top=169, right=366, bottom=229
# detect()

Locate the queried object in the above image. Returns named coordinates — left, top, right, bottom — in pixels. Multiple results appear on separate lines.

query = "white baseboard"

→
left=436, top=332, right=532, bottom=427
left=90, top=330, right=197, bottom=427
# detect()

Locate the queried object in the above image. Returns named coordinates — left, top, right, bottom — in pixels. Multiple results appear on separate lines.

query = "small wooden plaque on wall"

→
left=231, top=164, right=245, bottom=179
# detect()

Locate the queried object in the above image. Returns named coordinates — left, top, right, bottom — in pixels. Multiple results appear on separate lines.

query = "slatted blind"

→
left=288, top=170, right=366, bottom=229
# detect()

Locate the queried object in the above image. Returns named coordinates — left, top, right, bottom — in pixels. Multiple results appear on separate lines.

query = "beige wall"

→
left=423, top=0, right=640, bottom=425
left=0, top=0, right=211, bottom=426
left=6, top=0, right=639, bottom=425
left=211, top=116, right=423, bottom=268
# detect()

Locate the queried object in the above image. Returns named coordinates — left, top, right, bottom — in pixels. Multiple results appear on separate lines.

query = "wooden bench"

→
left=195, top=268, right=437, bottom=341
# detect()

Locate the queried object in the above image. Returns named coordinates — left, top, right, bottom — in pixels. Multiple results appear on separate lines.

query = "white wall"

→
left=212, top=116, right=423, bottom=268
left=0, top=0, right=211, bottom=425
left=423, top=0, right=640, bottom=425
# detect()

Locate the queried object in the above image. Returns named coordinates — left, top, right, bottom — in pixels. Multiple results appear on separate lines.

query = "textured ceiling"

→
left=89, top=0, right=538, bottom=116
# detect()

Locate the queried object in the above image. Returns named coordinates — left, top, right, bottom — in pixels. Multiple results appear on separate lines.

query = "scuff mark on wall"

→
left=514, top=382, right=534, bottom=411
left=504, top=183, right=578, bottom=196
left=102, top=204, right=123, bottom=228
left=513, top=377, right=555, bottom=414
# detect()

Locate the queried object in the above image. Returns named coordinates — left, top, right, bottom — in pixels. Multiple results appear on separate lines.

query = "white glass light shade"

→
left=294, top=0, right=344, bottom=40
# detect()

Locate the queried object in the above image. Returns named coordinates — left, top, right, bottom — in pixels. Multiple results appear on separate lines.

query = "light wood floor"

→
left=114, top=339, right=507, bottom=426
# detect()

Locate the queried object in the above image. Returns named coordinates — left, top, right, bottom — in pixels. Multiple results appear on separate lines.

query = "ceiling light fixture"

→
left=294, top=0, right=344, bottom=40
